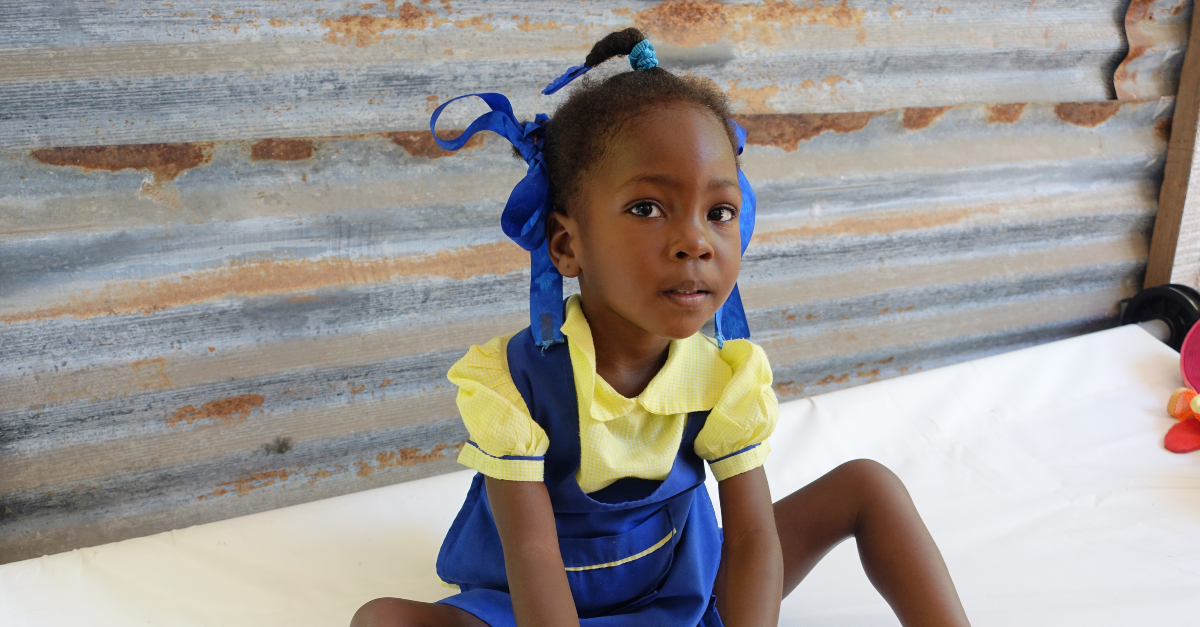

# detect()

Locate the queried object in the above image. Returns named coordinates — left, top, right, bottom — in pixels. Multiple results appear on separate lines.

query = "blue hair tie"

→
left=431, top=45, right=756, bottom=349
left=629, top=39, right=658, bottom=71
left=543, top=38, right=658, bottom=95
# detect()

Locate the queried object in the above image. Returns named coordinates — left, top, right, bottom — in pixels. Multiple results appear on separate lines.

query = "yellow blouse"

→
left=448, top=295, right=778, bottom=492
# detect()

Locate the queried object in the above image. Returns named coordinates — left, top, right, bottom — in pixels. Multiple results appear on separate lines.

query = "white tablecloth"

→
left=3, top=325, right=1198, bottom=626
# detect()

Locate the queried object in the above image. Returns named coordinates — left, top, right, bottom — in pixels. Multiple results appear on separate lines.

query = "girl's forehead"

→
left=602, top=106, right=738, bottom=177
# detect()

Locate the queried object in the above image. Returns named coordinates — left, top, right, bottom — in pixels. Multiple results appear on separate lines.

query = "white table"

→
left=3, top=325, right=1198, bottom=626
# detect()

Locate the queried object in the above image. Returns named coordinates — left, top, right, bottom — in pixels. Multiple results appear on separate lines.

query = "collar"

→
left=559, top=295, right=731, bottom=420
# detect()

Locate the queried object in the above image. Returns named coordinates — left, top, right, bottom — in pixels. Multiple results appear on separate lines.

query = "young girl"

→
left=352, top=29, right=970, bottom=627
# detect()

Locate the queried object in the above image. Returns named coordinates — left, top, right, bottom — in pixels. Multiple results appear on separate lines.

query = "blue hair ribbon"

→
left=430, top=41, right=756, bottom=349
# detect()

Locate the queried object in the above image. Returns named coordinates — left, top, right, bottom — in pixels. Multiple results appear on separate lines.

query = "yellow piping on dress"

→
left=563, top=528, right=677, bottom=572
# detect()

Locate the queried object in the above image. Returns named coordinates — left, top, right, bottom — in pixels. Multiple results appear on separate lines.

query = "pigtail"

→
left=583, top=28, right=648, bottom=68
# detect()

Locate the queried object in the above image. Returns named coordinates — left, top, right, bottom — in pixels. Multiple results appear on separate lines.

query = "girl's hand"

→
left=716, top=466, right=784, bottom=627
left=485, top=477, right=581, bottom=627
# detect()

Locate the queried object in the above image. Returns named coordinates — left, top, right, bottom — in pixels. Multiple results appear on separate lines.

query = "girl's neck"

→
left=580, top=297, right=671, bottom=399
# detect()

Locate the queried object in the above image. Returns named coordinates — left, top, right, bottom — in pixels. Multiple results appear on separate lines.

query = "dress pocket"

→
left=558, top=505, right=678, bottom=617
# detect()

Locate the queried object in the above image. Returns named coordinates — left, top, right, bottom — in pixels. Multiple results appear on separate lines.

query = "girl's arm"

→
left=485, top=476, right=581, bottom=627
left=717, top=466, right=783, bottom=627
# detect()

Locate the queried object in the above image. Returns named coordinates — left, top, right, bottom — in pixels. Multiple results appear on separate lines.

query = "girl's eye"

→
left=629, top=201, right=663, bottom=218
left=708, top=206, right=736, bottom=223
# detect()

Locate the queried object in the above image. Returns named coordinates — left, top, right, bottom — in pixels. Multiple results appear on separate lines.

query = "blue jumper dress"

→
left=435, top=326, right=725, bottom=626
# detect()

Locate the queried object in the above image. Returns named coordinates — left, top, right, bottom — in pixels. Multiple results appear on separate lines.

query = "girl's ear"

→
left=547, top=210, right=582, bottom=279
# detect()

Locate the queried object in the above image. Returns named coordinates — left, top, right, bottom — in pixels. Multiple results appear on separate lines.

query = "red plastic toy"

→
left=1165, top=324, right=1200, bottom=453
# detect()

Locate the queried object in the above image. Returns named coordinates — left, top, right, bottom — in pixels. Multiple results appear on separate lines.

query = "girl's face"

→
left=548, top=102, right=742, bottom=341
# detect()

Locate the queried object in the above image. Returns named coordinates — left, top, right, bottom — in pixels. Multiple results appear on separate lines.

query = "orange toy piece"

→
left=1165, top=388, right=1200, bottom=453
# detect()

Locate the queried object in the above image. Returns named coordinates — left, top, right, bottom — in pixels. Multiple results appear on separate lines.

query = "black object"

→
left=1120, top=284, right=1200, bottom=350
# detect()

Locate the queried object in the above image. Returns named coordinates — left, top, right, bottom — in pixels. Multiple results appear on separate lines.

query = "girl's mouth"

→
left=661, top=282, right=711, bottom=308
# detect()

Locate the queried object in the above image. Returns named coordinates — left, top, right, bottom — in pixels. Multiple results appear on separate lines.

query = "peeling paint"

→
left=166, top=394, right=265, bottom=428
left=986, top=103, right=1026, bottom=124
left=734, top=112, right=875, bottom=151
left=634, top=0, right=865, bottom=48
left=1054, top=101, right=1121, bottom=127
left=902, top=106, right=950, bottom=130
left=1, top=242, right=526, bottom=323
left=250, top=138, right=315, bottom=161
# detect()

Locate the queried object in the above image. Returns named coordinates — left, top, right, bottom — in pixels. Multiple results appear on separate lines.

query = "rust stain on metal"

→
left=814, top=373, right=851, bottom=386
left=131, top=358, right=173, bottom=390
left=1053, top=101, right=1121, bottom=127
left=634, top=0, right=864, bottom=48
left=822, top=75, right=847, bottom=88
left=166, top=394, right=265, bottom=428
left=986, top=103, right=1026, bottom=124
left=197, top=487, right=229, bottom=500
left=451, top=15, right=493, bottom=31
left=385, top=130, right=484, bottom=158
left=855, top=368, right=880, bottom=378
left=322, top=2, right=493, bottom=45
left=902, top=106, right=950, bottom=130
left=379, top=379, right=393, bottom=388
left=250, top=138, right=315, bottom=161
left=354, top=441, right=462, bottom=477
left=734, top=112, right=875, bottom=151
left=773, top=380, right=805, bottom=397
left=322, top=1, right=437, bottom=46
left=726, top=81, right=780, bottom=114
left=288, top=295, right=322, bottom=303
left=1113, top=0, right=1158, bottom=99
left=1155, top=116, right=1173, bottom=142
left=30, top=142, right=213, bottom=183
left=634, top=0, right=728, bottom=47
left=307, top=470, right=332, bottom=485
left=756, top=205, right=1000, bottom=244
left=348, top=381, right=366, bottom=394
left=216, top=469, right=290, bottom=497
left=29, top=142, right=214, bottom=208
left=515, top=16, right=561, bottom=32
left=1, top=242, right=526, bottom=323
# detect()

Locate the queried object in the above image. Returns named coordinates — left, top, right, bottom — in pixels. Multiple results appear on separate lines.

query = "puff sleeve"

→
left=693, top=339, right=779, bottom=481
left=447, top=334, right=550, bottom=482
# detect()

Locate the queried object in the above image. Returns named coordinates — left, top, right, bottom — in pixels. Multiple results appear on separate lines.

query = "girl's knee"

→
left=835, top=459, right=906, bottom=499
left=350, top=597, right=416, bottom=627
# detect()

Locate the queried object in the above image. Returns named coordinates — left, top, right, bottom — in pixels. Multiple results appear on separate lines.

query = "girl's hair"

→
left=541, top=28, right=739, bottom=216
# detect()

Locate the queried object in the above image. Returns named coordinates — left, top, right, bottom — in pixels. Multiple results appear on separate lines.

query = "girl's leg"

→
left=349, top=598, right=487, bottom=627
left=771, top=459, right=970, bottom=626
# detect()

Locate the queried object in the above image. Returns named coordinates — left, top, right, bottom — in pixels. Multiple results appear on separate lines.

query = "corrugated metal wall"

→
left=0, top=0, right=1184, bottom=563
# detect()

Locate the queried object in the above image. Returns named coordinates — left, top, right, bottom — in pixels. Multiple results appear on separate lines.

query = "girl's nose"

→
left=671, top=217, right=714, bottom=261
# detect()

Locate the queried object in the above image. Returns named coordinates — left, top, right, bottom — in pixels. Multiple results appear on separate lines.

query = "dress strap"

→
left=505, top=324, right=580, bottom=490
